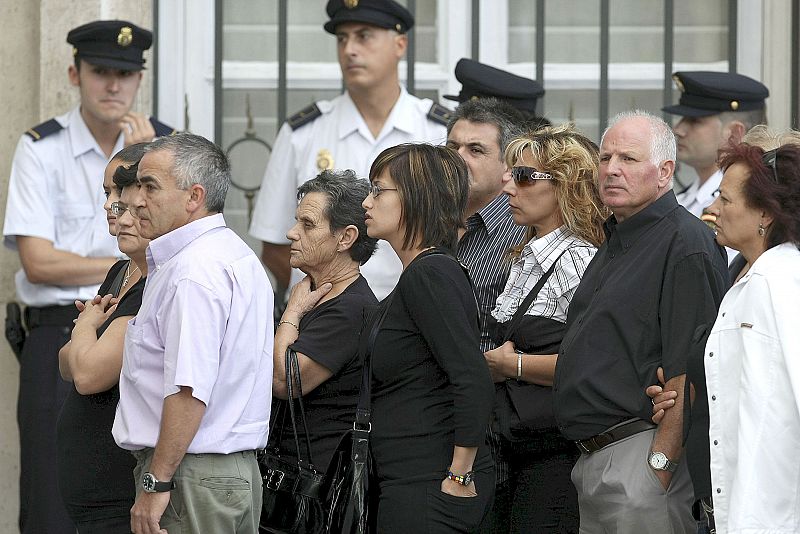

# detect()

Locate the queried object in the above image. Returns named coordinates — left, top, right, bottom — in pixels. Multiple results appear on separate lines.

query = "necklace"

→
left=122, top=261, right=140, bottom=288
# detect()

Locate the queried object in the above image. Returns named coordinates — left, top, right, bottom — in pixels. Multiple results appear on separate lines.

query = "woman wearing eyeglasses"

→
left=483, top=124, right=606, bottom=533
left=56, top=144, right=150, bottom=533
left=361, top=143, right=495, bottom=533
left=690, top=142, right=800, bottom=533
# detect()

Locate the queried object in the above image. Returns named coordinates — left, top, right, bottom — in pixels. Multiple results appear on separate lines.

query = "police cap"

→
left=444, top=58, right=545, bottom=114
left=67, top=20, right=153, bottom=71
left=662, top=71, right=769, bottom=117
left=324, top=0, right=414, bottom=35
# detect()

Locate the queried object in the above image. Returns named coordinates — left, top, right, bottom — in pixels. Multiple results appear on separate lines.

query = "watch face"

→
left=650, top=452, right=667, bottom=469
left=142, top=473, right=156, bottom=492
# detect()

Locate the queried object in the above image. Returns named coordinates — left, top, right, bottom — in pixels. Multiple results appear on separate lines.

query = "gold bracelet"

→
left=516, top=352, right=523, bottom=381
left=278, top=320, right=299, bottom=332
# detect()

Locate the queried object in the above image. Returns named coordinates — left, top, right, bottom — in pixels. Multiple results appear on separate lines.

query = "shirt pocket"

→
left=122, top=318, right=163, bottom=384
left=54, top=203, right=96, bottom=255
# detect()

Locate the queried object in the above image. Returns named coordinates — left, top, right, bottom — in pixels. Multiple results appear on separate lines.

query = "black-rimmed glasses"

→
left=762, top=148, right=779, bottom=184
left=511, top=166, right=553, bottom=185
left=368, top=183, right=398, bottom=198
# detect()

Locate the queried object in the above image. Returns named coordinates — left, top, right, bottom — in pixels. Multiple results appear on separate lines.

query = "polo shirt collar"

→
left=68, top=106, right=123, bottom=160
left=146, top=213, right=226, bottom=271
left=604, top=191, right=680, bottom=249
left=337, top=85, right=415, bottom=140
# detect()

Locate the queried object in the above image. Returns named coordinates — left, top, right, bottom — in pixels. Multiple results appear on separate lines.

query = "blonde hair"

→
left=505, top=123, right=608, bottom=257
left=742, top=124, right=800, bottom=151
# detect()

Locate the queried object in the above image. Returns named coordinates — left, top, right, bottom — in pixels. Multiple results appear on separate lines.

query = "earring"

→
left=758, top=223, right=766, bottom=237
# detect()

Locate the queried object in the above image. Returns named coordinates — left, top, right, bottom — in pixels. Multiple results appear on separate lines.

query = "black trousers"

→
left=376, top=470, right=494, bottom=533
left=17, top=323, right=76, bottom=534
left=478, top=448, right=579, bottom=534
left=76, top=514, right=132, bottom=534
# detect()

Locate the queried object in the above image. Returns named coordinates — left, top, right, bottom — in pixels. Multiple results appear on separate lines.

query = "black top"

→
left=369, top=249, right=494, bottom=486
left=56, top=260, right=145, bottom=522
left=553, top=192, right=729, bottom=441
left=272, top=275, right=377, bottom=473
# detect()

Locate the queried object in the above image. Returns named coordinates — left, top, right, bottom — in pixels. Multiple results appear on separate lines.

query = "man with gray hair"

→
left=112, top=133, right=273, bottom=534
left=552, top=111, right=729, bottom=532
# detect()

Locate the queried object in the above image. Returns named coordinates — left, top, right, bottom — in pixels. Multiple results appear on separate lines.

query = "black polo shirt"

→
left=552, top=191, right=729, bottom=441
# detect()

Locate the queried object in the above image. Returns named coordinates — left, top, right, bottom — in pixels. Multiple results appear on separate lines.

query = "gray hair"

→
left=603, top=110, right=677, bottom=166
left=719, top=108, right=767, bottom=131
left=447, top=97, right=526, bottom=159
left=144, top=133, right=230, bottom=212
left=297, top=169, right=377, bottom=265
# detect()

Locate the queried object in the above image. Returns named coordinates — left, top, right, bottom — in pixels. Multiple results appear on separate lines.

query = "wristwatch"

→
left=142, top=472, right=175, bottom=493
left=648, top=451, right=678, bottom=473
left=446, top=469, right=475, bottom=486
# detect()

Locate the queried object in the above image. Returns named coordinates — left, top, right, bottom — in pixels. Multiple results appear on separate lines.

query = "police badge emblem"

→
left=117, top=27, right=133, bottom=47
left=317, top=149, right=334, bottom=171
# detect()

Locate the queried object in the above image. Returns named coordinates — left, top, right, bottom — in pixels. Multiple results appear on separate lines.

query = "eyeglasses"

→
left=511, top=166, right=553, bottom=185
left=762, top=148, right=779, bottom=184
left=368, top=183, right=398, bottom=198
left=110, top=201, right=133, bottom=217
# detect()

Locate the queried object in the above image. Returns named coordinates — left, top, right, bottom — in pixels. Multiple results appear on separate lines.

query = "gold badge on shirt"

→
left=317, top=149, right=334, bottom=171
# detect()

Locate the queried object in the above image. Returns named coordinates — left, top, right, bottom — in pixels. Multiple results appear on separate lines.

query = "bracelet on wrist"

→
left=516, top=351, right=523, bottom=381
left=278, top=319, right=299, bottom=332
left=446, top=469, right=475, bottom=486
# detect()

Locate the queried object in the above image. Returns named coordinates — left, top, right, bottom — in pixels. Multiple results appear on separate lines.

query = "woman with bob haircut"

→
left=361, top=143, right=495, bottom=533
left=482, top=123, right=605, bottom=533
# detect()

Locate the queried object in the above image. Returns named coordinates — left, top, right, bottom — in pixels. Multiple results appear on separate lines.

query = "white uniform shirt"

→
left=705, top=242, right=800, bottom=533
left=677, top=169, right=723, bottom=217
left=249, top=87, right=447, bottom=300
left=113, top=214, right=273, bottom=454
left=2, top=106, right=121, bottom=306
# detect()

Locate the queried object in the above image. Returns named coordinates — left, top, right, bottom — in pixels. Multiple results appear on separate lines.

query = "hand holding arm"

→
left=649, top=373, right=686, bottom=490
left=646, top=367, right=678, bottom=424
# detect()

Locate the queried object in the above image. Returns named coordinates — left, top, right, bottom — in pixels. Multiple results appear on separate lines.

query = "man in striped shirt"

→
left=446, top=96, right=528, bottom=532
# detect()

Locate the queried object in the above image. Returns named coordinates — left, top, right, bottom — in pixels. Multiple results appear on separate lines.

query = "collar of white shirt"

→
left=147, top=213, right=226, bottom=272
left=337, top=85, right=417, bottom=141
left=66, top=106, right=124, bottom=159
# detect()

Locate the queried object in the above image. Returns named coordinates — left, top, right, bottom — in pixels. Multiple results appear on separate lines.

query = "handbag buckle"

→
left=264, top=468, right=286, bottom=490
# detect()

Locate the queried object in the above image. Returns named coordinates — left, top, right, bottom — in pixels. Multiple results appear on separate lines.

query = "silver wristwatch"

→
left=648, top=451, right=678, bottom=473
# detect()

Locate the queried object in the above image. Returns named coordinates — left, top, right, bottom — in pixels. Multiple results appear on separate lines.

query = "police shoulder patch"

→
left=149, top=117, right=177, bottom=137
left=287, top=104, right=322, bottom=130
left=427, top=103, right=452, bottom=126
left=24, top=119, right=63, bottom=142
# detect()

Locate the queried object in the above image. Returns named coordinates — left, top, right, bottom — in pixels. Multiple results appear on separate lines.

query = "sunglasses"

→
left=762, top=148, right=779, bottom=184
left=511, top=166, right=553, bottom=185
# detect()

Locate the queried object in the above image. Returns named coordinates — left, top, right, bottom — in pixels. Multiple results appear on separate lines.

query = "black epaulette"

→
left=24, top=119, right=63, bottom=142
left=287, top=104, right=322, bottom=130
left=427, top=103, right=452, bottom=126
left=149, top=117, right=177, bottom=137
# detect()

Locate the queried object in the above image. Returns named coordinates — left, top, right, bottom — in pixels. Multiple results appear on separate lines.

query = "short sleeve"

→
left=3, top=137, right=55, bottom=248
left=661, top=251, right=728, bottom=380
left=290, top=291, right=371, bottom=375
left=249, top=123, right=300, bottom=244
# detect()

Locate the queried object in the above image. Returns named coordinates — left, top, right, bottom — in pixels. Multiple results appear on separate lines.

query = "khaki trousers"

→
left=132, top=448, right=262, bottom=534
left=571, top=429, right=694, bottom=534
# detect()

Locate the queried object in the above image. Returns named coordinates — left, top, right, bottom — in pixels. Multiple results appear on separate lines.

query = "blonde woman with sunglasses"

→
left=483, top=123, right=606, bottom=533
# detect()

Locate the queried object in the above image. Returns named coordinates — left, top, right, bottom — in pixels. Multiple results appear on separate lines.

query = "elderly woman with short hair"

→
left=697, top=143, right=800, bottom=533
left=271, top=169, right=378, bottom=474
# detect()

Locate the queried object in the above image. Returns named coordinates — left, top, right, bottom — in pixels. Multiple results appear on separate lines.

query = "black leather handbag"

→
left=489, top=250, right=569, bottom=446
left=259, top=348, right=326, bottom=534
left=322, top=296, right=393, bottom=534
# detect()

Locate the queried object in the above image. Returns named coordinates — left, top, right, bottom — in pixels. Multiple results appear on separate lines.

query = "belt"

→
left=575, top=419, right=656, bottom=454
left=23, top=304, right=79, bottom=330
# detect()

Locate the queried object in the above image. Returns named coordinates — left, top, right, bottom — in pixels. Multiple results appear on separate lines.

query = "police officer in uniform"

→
left=249, top=0, right=449, bottom=300
left=663, top=71, right=769, bottom=218
left=2, top=20, right=173, bottom=534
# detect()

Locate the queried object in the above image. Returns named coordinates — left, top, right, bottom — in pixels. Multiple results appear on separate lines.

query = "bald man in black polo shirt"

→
left=552, top=110, right=729, bottom=533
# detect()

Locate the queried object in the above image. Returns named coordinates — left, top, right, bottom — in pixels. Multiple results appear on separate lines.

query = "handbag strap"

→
left=502, top=248, right=570, bottom=343
left=108, top=260, right=129, bottom=298
left=354, top=293, right=393, bottom=429
left=283, top=347, right=317, bottom=467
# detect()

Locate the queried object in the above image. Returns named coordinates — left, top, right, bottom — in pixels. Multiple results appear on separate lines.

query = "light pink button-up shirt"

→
left=113, top=213, right=274, bottom=454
